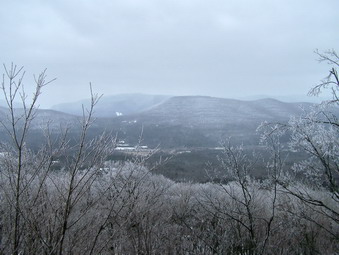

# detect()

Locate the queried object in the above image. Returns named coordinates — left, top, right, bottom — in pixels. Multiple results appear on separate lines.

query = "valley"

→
left=0, top=94, right=317, bottom=182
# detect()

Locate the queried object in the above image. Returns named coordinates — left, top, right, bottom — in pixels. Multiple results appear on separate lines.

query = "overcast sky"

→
left=1, top=0, right=338, bottom=108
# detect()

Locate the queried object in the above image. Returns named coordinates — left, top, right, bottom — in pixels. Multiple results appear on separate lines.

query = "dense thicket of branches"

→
left=0, top=161, right=338, bottom=255
left=0, top=50, right=338, bottom=254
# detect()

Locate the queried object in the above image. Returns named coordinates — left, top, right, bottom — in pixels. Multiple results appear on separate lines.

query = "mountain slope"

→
left=0, top=96, right=315, bottom=149
left=0, top=106, right=81, bottom=131
left=134, top=96, right=310, bottom=126
left=112, top=96, right=313, bottom=147
left=52, top=93, right=171, bottom=117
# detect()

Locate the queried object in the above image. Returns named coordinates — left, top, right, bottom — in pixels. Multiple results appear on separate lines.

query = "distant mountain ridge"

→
left=52, top=93, right=171, bottom=117
left=1, top=95, right=319, bottom=148
left=0, top=106, right=79, bottom=130
left=109, top=96, right=314, bottom=147
left=121, top=96, right=312, bottom=126
left=51, top=93, right=314, bottom=121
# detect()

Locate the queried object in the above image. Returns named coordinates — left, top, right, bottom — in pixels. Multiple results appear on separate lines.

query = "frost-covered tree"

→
left=260, top=50, right=339, bottom=241
left=0, top=64, right=117, bottom=254
left=0, top=64, right=55, bottom=255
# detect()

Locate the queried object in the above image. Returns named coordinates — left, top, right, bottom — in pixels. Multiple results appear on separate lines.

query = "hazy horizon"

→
left=0, top=91, right=329, bottom=110
left=1, top=0, right=338, bottom=108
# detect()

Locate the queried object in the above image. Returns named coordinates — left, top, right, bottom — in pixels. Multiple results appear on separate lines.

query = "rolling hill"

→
left=0, top=95, right=318, bottom=181
left=0, top=95, right=315, bottom=149
left=52, top=93, right=171, bottom=117
left=109, top=96, right=313, bottom=147
left=0, top=106, right=80, bottom=131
